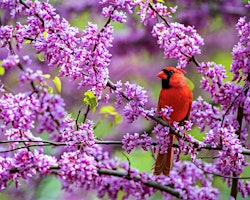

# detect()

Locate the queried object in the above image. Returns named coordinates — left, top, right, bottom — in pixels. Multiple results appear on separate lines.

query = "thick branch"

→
left=97, top=168, right=180, bottom=198
left=231, top=73, right=250, bottom=198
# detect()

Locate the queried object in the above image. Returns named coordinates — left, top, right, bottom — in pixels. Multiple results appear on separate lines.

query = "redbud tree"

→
left=0, top=0, right=249, bottom=199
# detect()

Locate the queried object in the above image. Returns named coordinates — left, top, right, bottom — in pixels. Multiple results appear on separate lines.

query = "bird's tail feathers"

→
left=154, top=134, right=174, bottom=176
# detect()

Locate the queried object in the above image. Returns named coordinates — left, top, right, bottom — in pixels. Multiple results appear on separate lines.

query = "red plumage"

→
left=154, top=67, right=193, bottom=176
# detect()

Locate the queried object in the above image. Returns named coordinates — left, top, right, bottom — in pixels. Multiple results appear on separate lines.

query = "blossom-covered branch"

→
left=0, top=0, right=250, bottom=199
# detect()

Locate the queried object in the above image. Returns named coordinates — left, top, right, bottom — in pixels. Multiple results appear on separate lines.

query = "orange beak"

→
left=157, top=71, right=167, bottom=79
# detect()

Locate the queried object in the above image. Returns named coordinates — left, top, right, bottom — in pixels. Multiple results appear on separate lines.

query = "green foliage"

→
left=0, top=61, right=5, bottom=76
left=52, top=76, right=62, bottom=93
left=43, top=30, right=48, bottom=39
left=47, top=86, right=54, bottom=94
left=212, top=51, right=233, bottom=82
left=35, top=176, right=62, bottom=200
left=71, top=11, right=90, bottom=29
left=115, top=149, right=154, bottom=172
left=24, top=39, right=32, bottom=44
left=41, top=74, right=51, bottom=79
left=100, top=105, right=123, bottom=126
left=94, top=119, right=113, bottom=138
left=37, top=53, right=45, bottom=62
left=189, top=126, right=205, bottom=141
left=209, top=15, right=224, bottom=32
left=111, top=21, right=126, bottom=31
left=83, top=91, right=98, bottom=113
left=186, top=77, right=195, bottom=91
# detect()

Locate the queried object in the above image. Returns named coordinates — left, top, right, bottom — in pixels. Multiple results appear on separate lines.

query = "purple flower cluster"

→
left=191, top=96, right=221, bottom=132
left=114, top=81, right=148, bottom=122
left=5, top=128, right=42, bottom=149
left=0, top=156, right=14, bottom=190
left=36, top=91, right=66, bottom=133
left=215, top=126, right=247, bottom=177
left=0, top=93, right=38, bottom=131
left=152, top=124, right=170, bottom=154
left=246, top=181, right=250, bottom=196
left=198, top=61, right=227, bottom=88
left=58, top=150, right=97, bottom=191
left=0, top=25, right=13, bottom=48
left=2, top=55, right=20, bottom=69
left=136, top=0, right=176, bottom=25
left=171, top=122, right=197, bottom=162
left=122, top=132, right=152, bottom=153
left=96, top=160, right=219, bottom=200
left=238, top=180, right=248, bottom=198
left=78, top=23, right=114, bottom=98
left=0, top=149, right=57, bottom=191
left=102, top=6, right=127, bottom=23
left=97, top=168, right=154, bottom=200
left=18, top=68, right=45, bottom=86
left=1, top=0, right=115, bottom=100
left=204, top=129, right=220, bottom=148
left=0, top=0, right=250, bottom=199
left=152, top=22, right=204, bottom=68
left=198, top=62, right=244, bottom=110
left=159, top=105, right=173, bottom=121
left=231, top=17, right=250, bottom=82
left=59, top=117, right=95, bottom=150
left=100, top=0, right=135, bottom=14
left=0, top=0, right=17, bottom=10
left=113, top=80, right=123, bottom=107
left=157, top=161, right=219, bottom=200
left=0, top=91, right=66, bottom=134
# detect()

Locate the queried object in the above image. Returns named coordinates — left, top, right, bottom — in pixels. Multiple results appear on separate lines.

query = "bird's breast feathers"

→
left=158, top=86, right=192, bottom=124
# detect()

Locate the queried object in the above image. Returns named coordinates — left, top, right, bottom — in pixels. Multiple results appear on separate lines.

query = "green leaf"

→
left=24, top=39, right=31, bottom=44
left=100, top=105, right=117, bottom=115
left=115, top=114, right=123, bottom=125
left=48, top=87, right=53, bottom=94
left=83, top=91, right=98, bottom=113
left=37, top=53, right=45, bottom=62
left=43, top=30, right=48, bottom=39
left=186, top=77, right=195, bottom=91
left=53, top=76, right=62, bottom=93
left=100, top=105, right=123, bottom=125
left=41, top=74, right=51, bottom=79
left=0, top=62, right=5, bottom=76
left=150, top=0, right=165, bottom=4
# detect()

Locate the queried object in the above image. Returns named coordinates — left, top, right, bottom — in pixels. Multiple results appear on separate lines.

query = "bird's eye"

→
left=168, top=70, right=174, bottom=75
left=162, top=69, right=174, bottom=76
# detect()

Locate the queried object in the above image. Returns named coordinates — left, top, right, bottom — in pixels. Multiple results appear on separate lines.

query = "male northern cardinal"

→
left=154, top=67, right=193, bottom=176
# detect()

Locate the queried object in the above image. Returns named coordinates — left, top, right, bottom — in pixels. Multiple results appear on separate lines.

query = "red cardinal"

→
left=154, top=67, right=193, bottom=176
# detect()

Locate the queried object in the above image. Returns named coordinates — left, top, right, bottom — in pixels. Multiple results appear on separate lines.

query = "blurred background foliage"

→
left=0, top=0, right=250, bottom=199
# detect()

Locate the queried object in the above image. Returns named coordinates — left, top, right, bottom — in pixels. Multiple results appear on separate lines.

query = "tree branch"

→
left=97, top=168, right=180, bottom=198
left=1, top=138, right=250, bottom=155
left=231, top=73, right=250, bottom=198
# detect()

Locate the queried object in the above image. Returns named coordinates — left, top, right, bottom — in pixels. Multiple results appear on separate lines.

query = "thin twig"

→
left=83, top=105, right=90, bottom=123
left=0, top=82, right=15, bottom=94
left=194, top=162, right=250, bottom=180
left=148, top=3, right=170, bottom=27
left=75, top=105, right=83, bottom=130
left=0, top=139, right=124, bottom=153
left=221, top=85, right=248, bottom=127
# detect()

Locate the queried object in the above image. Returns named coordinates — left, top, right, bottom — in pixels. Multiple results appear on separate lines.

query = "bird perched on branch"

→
left=154, top=67, right=193, bottom=176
